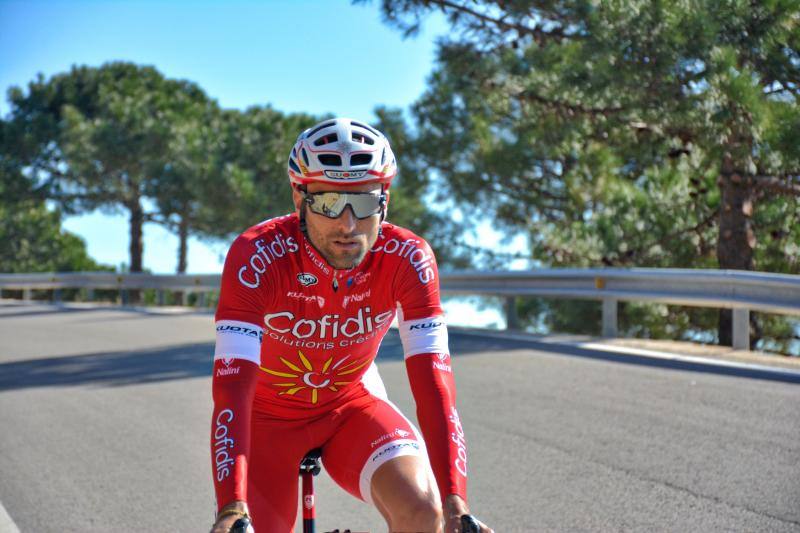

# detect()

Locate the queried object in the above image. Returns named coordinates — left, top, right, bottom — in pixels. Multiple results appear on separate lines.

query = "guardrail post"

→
left=197, top=292, right=206, bottom=308
left=53, top=289, right=62, bottom=303
left=732, top=308, right=750, bottom=351
left=120, top=289, right=129, bottom=306
left=86, top=288, right=95, bottom=302
left=505, top=296, right=519, bottom=330
left=23, top=288, right=32, bottom=302
left=602, top=298, right=618, bottom=338
left=157, top=290, right=165, bottom=306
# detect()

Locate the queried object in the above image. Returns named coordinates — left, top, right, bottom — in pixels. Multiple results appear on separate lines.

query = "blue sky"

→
left=1, top=0, right=526, bottom=277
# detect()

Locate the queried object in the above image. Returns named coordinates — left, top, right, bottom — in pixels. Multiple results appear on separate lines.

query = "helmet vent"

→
left=318, top=154, right=342, bottom=166
left=350, top=153, right=372, bottom=166
left=352, top=132, right=375, bottom=145
left=301, top=148, right=310, bottom=166
left=307, top=121, right=336, bottom=138
left=313, top=133, right=338, bottom=146
left=288, top=158, right=301, bottom=174
left=351, top=120, right=379, bottom=136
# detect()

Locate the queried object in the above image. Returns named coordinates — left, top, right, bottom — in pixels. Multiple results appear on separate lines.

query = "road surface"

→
left=0, top=303, right=798, bottom=532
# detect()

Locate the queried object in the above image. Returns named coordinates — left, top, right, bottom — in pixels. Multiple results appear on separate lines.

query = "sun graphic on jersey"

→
left=259, top=351, right=370, bottom=404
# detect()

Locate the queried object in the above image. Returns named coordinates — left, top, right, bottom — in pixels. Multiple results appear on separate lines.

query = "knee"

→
left=389, top=492, right=443, bottom=531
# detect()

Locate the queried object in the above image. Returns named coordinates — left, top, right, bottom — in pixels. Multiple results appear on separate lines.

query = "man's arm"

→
left=211, top=356, right=258, bottom=511
left=405, top=345, right=467, bottom=503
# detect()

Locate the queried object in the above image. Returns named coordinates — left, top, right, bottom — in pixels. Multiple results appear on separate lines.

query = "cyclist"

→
left=210, top=118, right=493, bottom=533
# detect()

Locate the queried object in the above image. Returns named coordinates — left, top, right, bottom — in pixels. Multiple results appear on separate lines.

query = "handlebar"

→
left=461, top=514, right=480, bottom=533
left=230, top=517, right=252, bottom=533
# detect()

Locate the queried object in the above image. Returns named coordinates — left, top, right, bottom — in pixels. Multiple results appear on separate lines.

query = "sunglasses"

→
left=303, top=190, right=386, bottom=219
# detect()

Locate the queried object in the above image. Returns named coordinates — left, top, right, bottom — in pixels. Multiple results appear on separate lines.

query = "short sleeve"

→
left=215, top=234, right=273, bottom=327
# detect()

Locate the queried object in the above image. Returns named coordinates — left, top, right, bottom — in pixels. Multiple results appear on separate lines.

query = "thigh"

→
left=321, top=395, right=429, bottom=504
left=247, top=411, right=313, bottom=533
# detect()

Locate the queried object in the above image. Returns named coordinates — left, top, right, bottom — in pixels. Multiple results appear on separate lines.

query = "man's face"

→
left=293, top=182, right=386, bottom=270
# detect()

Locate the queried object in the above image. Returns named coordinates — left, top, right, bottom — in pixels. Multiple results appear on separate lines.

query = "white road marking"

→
left=453, top=327, right=800, bottom=378
left=0, top=500, right=20, bottom=533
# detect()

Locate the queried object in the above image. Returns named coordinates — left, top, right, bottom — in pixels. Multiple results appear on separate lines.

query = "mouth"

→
left=332, top=240, right=360, bottom=252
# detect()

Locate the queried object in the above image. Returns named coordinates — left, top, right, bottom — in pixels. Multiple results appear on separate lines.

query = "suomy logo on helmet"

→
left=324, top=170, right=367, bottom=179
left=238, top=234, right=299, bottom=289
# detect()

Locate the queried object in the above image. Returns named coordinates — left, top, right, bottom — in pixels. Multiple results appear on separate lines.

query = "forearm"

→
left=211, top=359, right=259, bottom=511
left=405, top=352, right=468, bottom=502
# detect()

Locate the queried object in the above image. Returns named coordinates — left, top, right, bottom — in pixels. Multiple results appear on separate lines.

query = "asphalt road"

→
left=0, top=302, right=798, bottom=532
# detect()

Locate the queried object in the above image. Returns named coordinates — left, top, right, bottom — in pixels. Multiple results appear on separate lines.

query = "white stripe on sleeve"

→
left=398, top=314, right=449, bottom=359
left=214, top=320, right=263, bottom=365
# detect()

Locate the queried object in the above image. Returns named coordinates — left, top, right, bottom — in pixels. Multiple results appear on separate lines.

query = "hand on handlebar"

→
left=210, top=501, right=251, bottom=533
left=444, top=495, right=494, bottom=533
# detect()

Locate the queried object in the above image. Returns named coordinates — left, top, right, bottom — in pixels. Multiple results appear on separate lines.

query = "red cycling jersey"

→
left=211, top=213, right=467, bottom=523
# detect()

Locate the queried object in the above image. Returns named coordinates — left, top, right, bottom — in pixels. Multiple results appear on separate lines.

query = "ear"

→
left=380, top=189, right=390, bottom=222
left=291, top=185, right=304, bottom=213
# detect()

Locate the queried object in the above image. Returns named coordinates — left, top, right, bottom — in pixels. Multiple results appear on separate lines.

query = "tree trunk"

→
left=177, top=214, right=189, bottom=274
left=716, top=151, right=755, bottom=346
left=128, top=199, right=144, bottom=303
left=128, top=199, right=145, bottom=273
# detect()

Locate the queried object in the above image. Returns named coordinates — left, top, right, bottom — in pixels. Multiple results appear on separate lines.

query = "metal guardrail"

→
left=1, top=268, right=798, bottom=351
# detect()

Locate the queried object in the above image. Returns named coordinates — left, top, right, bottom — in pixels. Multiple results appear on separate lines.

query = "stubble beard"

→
left=308, top=226, right=369, bottom=270
left=324, top=239, right=366, bottom=270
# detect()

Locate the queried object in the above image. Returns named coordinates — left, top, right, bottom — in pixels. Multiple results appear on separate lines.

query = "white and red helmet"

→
left=288, top=118, right=397, bottom=187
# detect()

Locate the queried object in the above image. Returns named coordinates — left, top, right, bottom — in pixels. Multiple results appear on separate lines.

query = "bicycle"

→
left=298, top=448, right=481, bottom=533
left=226, top=448, right=481, bottom=533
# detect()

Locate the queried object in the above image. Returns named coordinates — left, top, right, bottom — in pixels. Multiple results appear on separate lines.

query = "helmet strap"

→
left=296, top=185, right=309, bottom=235
left=378, top=185, right=388, bottom=235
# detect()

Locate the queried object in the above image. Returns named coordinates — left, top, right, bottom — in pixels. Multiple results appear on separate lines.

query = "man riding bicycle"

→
left=210, top=118, right=493, bottom=533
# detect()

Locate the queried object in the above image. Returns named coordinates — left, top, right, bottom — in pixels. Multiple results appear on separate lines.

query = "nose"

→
left=336, top=205, right=357, bottom=233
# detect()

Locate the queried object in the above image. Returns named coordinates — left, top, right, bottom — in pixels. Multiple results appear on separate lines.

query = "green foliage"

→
left=369, top=0, right=800, bottom=351
left=0, top=156, right=110, bottom=273
left=3, top=63, right=323, bottom=273
left=373, top=106, right=476, bottom=268
left=3, top=62, right=465, bottom=277
left=0, top=201, right=109, bottom=273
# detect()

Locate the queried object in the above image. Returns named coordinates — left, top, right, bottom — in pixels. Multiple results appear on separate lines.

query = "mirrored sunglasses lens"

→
left=348, top=195, right=382, bottom=218
left=308, top=192, right=383, bottom=219
left=313, top=192, right=347, bottom=217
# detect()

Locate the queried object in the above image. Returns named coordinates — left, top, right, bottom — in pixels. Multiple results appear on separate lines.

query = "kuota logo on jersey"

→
left=287, top=290, right=325, bottom=307
left=409, top=320, right=443, bottom=331
left=371, top=237, right=435, bottom=284
left=216, top=324, right=263, bottom=342
left=238, top=233, right=299, bottom=289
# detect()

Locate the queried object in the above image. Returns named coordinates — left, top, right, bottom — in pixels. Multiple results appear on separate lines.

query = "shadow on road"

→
left=0, top=342, right=214, bottom=391
left=2, top=327, right=797, bottom=392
